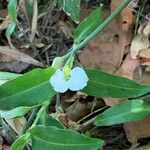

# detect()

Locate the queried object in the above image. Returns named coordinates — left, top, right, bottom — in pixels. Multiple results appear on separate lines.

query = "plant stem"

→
left=30, top=101, right=49, bottom=128
left=21, top=101, right=49, bottom=135
left=65, top=0, right=132, bottom=57
left=21, top=107, right=40, bottom=135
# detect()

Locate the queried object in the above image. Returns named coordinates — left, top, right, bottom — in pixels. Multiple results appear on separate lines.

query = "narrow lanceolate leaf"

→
left=82, top=68, right=150, bottom=98
left=6, top=22, right=16, bottom=39
left=0, top=106, right=31, bottom=119
left=39, top=111, right=64, bottom=129
left=57, top=0, right=64, bottom=8
left=11, top=133, right=30, bottom=150
left=0, top=71, right=22, bottom=85
left=0, top=67, right=56, bottom=110
left=63, top=0, right=80, bottom=23
left=24, top=0, right=33, bottom=23
left=95, top=100, right=150, bottom=126
left=7, top=0, right=17, bottom=21
left=74, top=8, right=103, bottom=43
left=29, top=126, right=104, bottom=150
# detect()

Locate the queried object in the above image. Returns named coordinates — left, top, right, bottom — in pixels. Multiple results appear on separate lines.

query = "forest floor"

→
left=0, top=0, right=150, bottom=149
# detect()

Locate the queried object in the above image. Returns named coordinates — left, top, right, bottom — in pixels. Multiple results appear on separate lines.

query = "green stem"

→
left=65, top=0, right=132, bottom=57
left=14, top=101, right=50, bottom=147
left=30, top=101, right=49, bottom=128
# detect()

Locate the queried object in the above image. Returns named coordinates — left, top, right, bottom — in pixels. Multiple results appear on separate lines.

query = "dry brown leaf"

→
left=131, top=21, right=150, bottom=59
left=0, top=46, right=43, bottom=67
left=141, top=61, right=150, bottom=69
left=139, top=48, right=150, bottom=72
left=0, top=16, right=11, bottom=31
left=66, top=98, right=94, bottom=122
left=130, top=34, right=149, bottom=59
left=139, top=48, right=150, bottom=59
left=111, top=0, right=134, bottom=31
left=103, top=53, right=140, bottom=106
left=79, top=6, right=134, bottom=106
left=139, top=21, right=150, bottom=37
left=123, top=71, right=150, bottom=144
left=79, top=19, right=130, bottom=73
left=0, top=61, right=30, bottom=73
left=57, top=21, right=72, bottom=39
left=4, top=118, right=26, bottom=134
left=140, top=58, right=150, bottom=72
left=124, top=116, right=150, bottom=143
left=145, top=66, right=150, bottom=72
left=116, top=52, right=140, bottom=79
left=138, top=48, right=150, bottom=72
left=79, top=7, right=133, bottom=73
left=2, top=145, right=10, bottom=150
left=58, top=114, right=79, bottom=129
left=0, top=136, right=3, bottom=150
left=34, top=42, right=45, bottom=48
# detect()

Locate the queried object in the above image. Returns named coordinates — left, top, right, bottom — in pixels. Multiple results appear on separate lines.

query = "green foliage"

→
left=29, top=126, right=104, bottom=150
left=24, top=0, right=33, bottom=22
left=39, top=111, right=64, bottom=129
left=95, top=100, right=150, bottom=126
left=74, top=7, right=103, bottom=43
left=61, top=0, right=81, bottom=23
left=11, top=133, right=30, bottom=150
left=7, top=0, right=17, bottom=21
left=0, top=71, right=22, bottom=85
left=5, top=22, right=16, bottom=40
left=0, top=67, right=56, bottom=110
left=1, top=0, right=141, bottom=149
left=0, top=106, right=32, bottom=119
left=83, top=68, right=150, bottom=98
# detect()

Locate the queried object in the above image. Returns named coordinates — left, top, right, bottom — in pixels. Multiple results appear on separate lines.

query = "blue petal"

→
left=50, top=69, right=68, bottom=93
left=67, top=67, right=89, bottom=91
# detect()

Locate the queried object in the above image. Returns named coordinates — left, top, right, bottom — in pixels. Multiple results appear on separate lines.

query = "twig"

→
left=75, top=117, right=96, bottom=132
left=20, top=107, right=40, bottom=135
left=77, top=106, right=108, bottom=124
left=76, top=106, right=108, bottom=132
left=17, top=24, right=47, bottom=67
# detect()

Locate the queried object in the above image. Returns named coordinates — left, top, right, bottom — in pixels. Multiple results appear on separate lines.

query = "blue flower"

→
left=50, top=67, right=89, bottom=93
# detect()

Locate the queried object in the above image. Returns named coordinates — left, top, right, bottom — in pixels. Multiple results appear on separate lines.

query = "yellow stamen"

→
left=63, top=67, right=71, bottom=80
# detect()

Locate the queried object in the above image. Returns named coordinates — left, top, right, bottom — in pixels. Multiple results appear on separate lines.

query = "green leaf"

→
left=63, top=0, right=80, bottom=23
left=74, top=8, right=103, bottom=43
left=95, top=100, right=150, bottom=126
left=24, top=0, right=33, bottom=22
left=57, top=0, right=64, bottom=8
left=39, top=111, right=64, bottom=129
left=0, top=67, right=56, bottom=110
left=82, top=68, right=150, bottom=98
left=0, top=71, right=22, bottom=85
left=11, top=133, right=30, bottom=150
left=0, top=106, right=31, bottom=119
left=7, top=0, right=17, bottom=21
left=51, top=56, right=66, bottom=69
left=29, top=126, right=104, bottom=150
left=6, top=22, right=16, bottom=39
